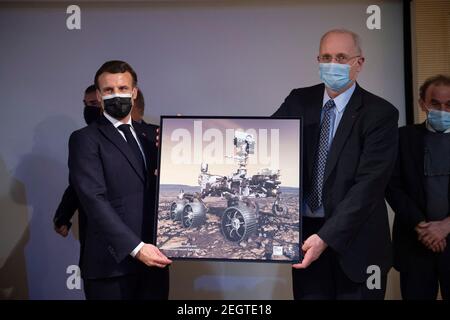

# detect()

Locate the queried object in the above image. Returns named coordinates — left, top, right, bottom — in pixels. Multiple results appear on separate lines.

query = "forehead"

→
left=320, top=32, right=357, bottom=55
left=97, top=72, right=133, bottom=88
left=426, top=84, right=450, bottom=101
left=84, top=91, right=97, bottom=100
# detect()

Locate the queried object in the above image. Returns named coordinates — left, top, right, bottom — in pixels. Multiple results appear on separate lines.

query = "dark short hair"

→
left=84, top=84, right=97, bottom=95
left=419, top=74, right=450, bottom=101
left=134, top=89, right=145, bottom=113
left=94, top=60, right=137, bottom=89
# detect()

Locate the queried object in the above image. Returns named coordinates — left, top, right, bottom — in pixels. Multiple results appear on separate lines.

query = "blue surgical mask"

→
left=319, top=63, right=352, bottom=92
left=427, top=109, right=450, bottom=132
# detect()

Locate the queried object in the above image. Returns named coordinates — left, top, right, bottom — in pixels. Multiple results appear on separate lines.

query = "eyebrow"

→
left=430, top=98, right=450, bottom=103
left=320, top=52, right=350, bottom=56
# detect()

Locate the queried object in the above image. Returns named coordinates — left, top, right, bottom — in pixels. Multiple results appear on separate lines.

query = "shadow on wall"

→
left=9, top=115, right=83, bottom=300
left=0, top=156, right=30, bottom=299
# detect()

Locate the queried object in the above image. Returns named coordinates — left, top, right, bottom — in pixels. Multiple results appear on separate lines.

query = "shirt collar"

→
left=103, top=111, right=133, bottom=129
left=425, top=119, right=450, bottom=133
left=323, top=82, right=356, bottom=113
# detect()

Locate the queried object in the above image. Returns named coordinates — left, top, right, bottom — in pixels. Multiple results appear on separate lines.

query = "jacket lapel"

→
left=133, top=121, right=153, bottom=173
left=97, top=116, right=146, bottom=182
left=304, top=85, right=325, bottom=185
left=323, top=83, right=363, bottom=183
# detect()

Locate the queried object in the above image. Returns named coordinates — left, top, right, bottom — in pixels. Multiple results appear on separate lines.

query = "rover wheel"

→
left=221, top=205, right=257, bottom=242
left=182, top=202, right=206, bottom=228
left=169, top=201, right=185, bottom=221
left=272, top=203, right=288, bottom=216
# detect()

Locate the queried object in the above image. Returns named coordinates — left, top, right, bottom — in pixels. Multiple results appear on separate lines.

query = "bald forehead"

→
left=320, top=31, right=361, bottom=55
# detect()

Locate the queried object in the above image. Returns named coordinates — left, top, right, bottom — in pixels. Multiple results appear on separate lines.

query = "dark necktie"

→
left=306, top=99, right=336, bottom=212
left=118, top=124, right=146, bottom=172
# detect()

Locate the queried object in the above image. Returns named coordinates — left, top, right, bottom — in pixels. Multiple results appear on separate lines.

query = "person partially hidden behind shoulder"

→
left=386, top=74, right=450, bottom=300
left=68, top=60, right=172, bottom=300
left=53, top=84, right=102, bottom=239
left=273, top=29, right=399, bottom=299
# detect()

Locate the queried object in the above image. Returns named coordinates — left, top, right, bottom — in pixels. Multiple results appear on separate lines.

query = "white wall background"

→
left=0, top=0, right=405, bottom=299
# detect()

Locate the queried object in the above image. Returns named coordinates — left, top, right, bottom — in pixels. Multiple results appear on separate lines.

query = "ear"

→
left=419, top=99, right=427, bottom=113
left=356, top=56, right=365, bottom=71
left=132, top=87, right=138, bottom=101
left=96, top=89, right=102, bottom=106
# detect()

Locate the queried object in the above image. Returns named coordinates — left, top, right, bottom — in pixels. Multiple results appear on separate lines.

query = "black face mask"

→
left=102, top=94, right=133, bottom=120
left=83, top=105, right=102, bottom=124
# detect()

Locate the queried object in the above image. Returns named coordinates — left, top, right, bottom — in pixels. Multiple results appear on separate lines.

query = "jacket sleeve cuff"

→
left=317, top=226, right=346, bottom=256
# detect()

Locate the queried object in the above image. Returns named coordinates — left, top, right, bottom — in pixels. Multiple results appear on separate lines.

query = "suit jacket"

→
left=68, top=115, right=159, bottom=279
left=53, top=184, right=87, bottom=264
left=141, top=120, right=159, bottom=144
left=386, top=123, right=450, bottom=272
left=55, top=122, right=159, bottom=228
left=273, top=83, right=398, bottom=282
left=53, top=184, right=79, bottom=229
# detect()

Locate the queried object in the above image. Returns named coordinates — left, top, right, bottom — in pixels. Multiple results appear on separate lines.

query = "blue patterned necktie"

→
left=306, top=99, right=336, bottom=212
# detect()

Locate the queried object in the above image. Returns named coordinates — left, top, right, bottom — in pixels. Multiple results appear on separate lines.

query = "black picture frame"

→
left=154, top=116, right=303, bottom=263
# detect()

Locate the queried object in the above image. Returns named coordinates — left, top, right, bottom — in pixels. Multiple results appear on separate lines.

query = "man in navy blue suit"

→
left=54, top=87, right=157, bottom=238
left=68, top=60, right=171, bottom=300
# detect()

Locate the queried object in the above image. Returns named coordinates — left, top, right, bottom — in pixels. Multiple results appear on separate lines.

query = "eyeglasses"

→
left=317, top=54, right=361, bottom=64
left=425, top=100, right=450, bottom=112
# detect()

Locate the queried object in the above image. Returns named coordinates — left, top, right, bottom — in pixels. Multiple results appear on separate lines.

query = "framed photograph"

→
left=154, top=116, right=302, bottom=263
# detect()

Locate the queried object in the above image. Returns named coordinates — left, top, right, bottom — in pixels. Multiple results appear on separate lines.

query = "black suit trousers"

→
left=292, top=217, right=387, bottom=300
left=399, top=246, right=450, bottom=300
left=83, top=264, right=169, bottom=300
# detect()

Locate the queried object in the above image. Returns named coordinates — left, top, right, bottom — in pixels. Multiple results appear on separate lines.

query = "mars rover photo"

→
left=169, top=131, right=289, bottom=243
left=156, top=117, right=301, bottom=262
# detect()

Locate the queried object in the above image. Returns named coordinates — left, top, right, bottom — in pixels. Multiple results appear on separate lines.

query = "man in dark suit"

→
left=273, top=29, right=398, bottom=299
left=68, top=60, right=171, bottom=300
left=54, top=87, right=157, bottom=237
left=53, top=85, right=102, bottom=237
left=386, top=74, right=450, bottom=300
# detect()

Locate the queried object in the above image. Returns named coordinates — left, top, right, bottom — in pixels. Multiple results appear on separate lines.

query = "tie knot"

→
left=324, top=99, right=336, bottom=111
left=118, top=124, right=132, bottom=134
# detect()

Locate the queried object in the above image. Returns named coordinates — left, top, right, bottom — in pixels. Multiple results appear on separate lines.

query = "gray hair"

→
left=320, top=29, right=362, bottom=55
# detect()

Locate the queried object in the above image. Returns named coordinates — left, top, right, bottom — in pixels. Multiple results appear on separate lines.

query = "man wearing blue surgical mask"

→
left=420, top=77, right=450, bottom=133
left=273, top=29, right=399, bottom=299
left=386, top=75, right=450, bottom=300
